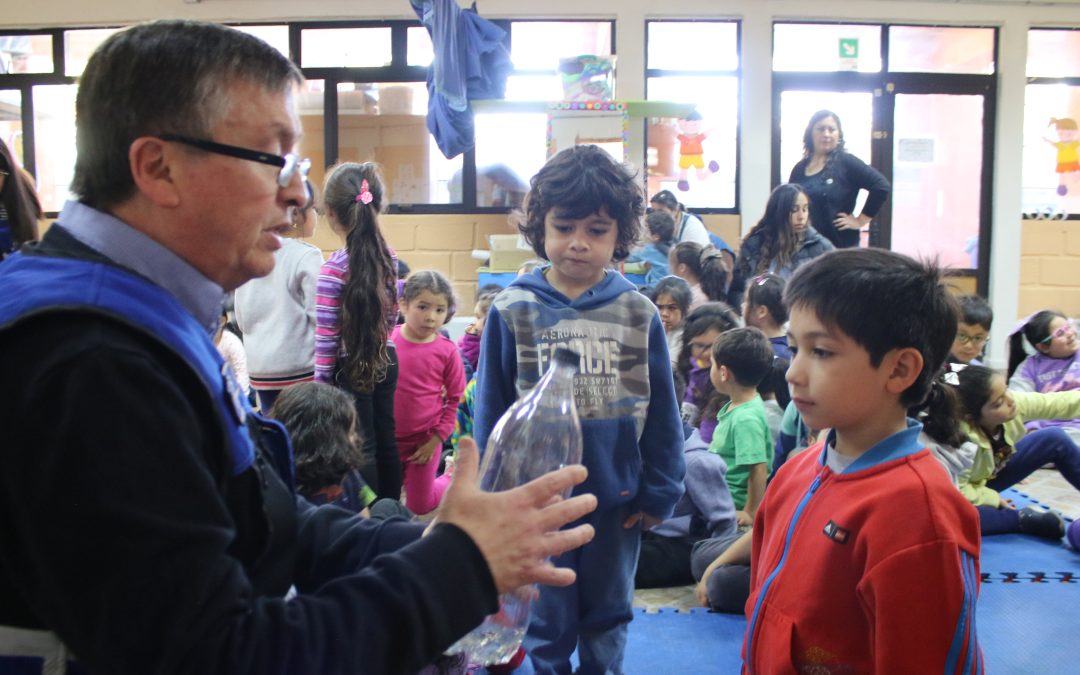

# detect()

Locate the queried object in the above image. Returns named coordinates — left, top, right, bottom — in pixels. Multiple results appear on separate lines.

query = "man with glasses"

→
left=0, top=20, right=596, bottom=674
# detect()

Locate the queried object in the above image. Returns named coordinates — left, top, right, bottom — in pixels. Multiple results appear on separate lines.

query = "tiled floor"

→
left=633, top=468, right=1080, bottom=613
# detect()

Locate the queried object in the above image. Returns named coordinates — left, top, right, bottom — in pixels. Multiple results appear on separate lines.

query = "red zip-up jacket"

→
left=743, top=423, right=983, bottom=674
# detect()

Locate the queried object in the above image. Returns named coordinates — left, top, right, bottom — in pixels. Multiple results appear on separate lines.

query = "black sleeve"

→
left=787, top=159, right=806, bottom=184
left=0, top=315, right=496, bottom=675
left=840, top=152, right=891, bottom=217
left=727, top=248, right=751, bottom=308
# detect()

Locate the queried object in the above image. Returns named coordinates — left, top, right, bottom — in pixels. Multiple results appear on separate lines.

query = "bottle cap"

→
left=554, top=347, right=580, bottom=370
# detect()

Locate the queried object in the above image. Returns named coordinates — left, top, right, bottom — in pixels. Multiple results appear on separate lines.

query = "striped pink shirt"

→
left=314, top=247, right=398, bottom=384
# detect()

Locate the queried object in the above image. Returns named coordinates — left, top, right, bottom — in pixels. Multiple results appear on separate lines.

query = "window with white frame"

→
left=645, top=20, right=740, bottom=211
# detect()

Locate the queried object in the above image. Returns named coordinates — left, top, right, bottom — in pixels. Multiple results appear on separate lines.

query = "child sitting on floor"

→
left=676, top=302, right=741, bottom=442
left=949, top=293, right=993, bottom=366
left=1008, top=309, right=1080, bottom=443
left=742, top=273, right=791, bottom=361
left=628, top=210, right=678, bottom=286
left=757, top=356, right=791, bottom=445
left=270, top=382, right=375, bottom=516
left=669, top=241, right=730, bottom=310
left=635, top=424, right=739, bottom=590
left=646, top=275, right=693, bottom=371
left=925, top=365, right=1080, bottom=539
left=708, top=327, right=775, bottom=527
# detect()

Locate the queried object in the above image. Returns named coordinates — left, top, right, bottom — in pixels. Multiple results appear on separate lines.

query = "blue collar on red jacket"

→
left=818, top=419, right=924, bottom=474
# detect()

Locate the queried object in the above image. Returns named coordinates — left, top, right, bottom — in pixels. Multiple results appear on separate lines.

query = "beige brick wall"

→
left=701, top=214, right=743, bottom=252
left=312, top=213, right=517, bottom=306
left=1019, top=218, right=1080, bottom=317
left=306, top=212, right=745, bottom=307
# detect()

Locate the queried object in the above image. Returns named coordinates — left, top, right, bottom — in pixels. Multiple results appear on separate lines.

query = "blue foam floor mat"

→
left=622, top=582, right=1080, bottom=675
left=977, top=580, right=1079, bottom=673
left=982, top=488, right=1079, bottom=574
left=623, top=608, right=744, bottom=673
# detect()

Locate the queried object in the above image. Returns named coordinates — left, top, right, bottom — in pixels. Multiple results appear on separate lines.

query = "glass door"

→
left=771, top=22, right=997, bottom=293
left=889, top=93, right=985, bottom=270
left=776, top=89, right=878, bottom=246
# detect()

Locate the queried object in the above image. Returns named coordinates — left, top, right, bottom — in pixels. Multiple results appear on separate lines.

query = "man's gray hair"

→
left=72, top=20, right=303, bottom=209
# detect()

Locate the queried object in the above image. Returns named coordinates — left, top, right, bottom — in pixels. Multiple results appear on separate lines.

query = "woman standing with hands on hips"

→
left=788, top=109, right=890, bottom=249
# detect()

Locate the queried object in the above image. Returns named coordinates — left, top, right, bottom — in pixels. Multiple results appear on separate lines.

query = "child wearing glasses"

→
left=1007, top=310, right=1080, bottom=444
left=915, top=365, right=1079, bottom=540
left=948, top=294, right=993, bottom=366
left=675, top=302, right=741, bottom=442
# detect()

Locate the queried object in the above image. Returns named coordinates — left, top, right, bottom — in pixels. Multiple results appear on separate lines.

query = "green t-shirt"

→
left=709, top=394, right=773, bottom=510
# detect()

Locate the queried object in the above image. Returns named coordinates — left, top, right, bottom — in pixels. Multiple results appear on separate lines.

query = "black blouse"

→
left=789, top=151, right=890, bottom=249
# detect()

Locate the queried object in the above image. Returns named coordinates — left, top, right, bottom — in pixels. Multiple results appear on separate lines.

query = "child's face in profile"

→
left=977, top=374, right=1017, bottom=430
left=709, top=358, right=732, bottom=395
left=473, top=301, right=488, bottom=334
left=1036, top=316, right=1079, bottom=359
left=543, top=207, right=618, bottom=295
left=654, top=293, right=683, bottom=333
left=742, top=300, right=764, bottom=329
left=952, top=321, right=989, bottom=364
left=785, top=305, right=901, bottom=438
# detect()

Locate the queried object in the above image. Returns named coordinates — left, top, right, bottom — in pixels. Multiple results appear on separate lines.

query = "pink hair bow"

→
left=356, top=179, right=373, bottom=205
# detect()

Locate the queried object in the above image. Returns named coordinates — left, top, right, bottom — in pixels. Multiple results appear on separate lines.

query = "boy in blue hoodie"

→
left=474, top=145, right=685, bottom=674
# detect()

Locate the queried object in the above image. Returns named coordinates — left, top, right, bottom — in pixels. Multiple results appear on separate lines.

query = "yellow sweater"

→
left=957, top=390, right=1080, bottom=506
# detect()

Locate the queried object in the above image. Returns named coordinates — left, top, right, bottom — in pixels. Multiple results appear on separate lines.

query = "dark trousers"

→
left=987, top=427, right=1080, bottom=494
left=634, top=531, right=694, bottom=589
left=339, top=343, right=402, bottom=501
left=976, top=505, right=1020, bottom=535
left=255, top=388, right=281, bottom=415
left=977, top=426, right=1080, bottom=535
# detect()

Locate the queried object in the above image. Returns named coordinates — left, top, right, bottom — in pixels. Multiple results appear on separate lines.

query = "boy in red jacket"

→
left=743, top=248, right=982, bottom=674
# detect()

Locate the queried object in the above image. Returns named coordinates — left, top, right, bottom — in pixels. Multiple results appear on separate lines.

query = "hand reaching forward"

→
left=431, top=437, right=597, bottom=594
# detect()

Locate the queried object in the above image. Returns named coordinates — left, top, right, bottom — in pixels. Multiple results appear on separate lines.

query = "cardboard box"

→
left=487, top=234, right=537, bottom=271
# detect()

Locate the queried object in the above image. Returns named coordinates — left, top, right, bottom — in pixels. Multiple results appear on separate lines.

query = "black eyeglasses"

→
left=158, top=133, right=310, bottom=188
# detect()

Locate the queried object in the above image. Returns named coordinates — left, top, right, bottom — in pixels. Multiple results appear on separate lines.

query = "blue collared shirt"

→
left=57, top=200, right=224, bottom=335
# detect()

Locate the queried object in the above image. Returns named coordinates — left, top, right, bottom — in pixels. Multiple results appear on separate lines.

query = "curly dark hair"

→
left=323, top=162, right=395, bottom=392
left=270, top=382, right=366, bottom=497
left=518, top=145, right=644, bottom=262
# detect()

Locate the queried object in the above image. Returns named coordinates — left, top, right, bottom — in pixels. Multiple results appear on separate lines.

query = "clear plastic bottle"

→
left=445, top=347, right=583, bottom=666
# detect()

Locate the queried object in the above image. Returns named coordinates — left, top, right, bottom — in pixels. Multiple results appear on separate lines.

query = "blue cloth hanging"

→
left=410, top=0, right=512, bottom=158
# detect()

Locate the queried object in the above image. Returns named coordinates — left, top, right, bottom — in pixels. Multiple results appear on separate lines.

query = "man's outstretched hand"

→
left=432, top=437, right=597, bottom=593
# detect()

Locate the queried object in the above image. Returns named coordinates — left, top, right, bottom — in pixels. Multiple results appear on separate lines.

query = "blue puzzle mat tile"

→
left=614, top=587, right=1079, bottom=675
left=978, top=579, right=1080, bottom=674
left=624, top=608, right=744, bottom=673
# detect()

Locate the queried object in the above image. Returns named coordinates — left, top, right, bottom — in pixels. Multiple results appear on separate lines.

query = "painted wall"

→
left=9, top=1, right=1080, bottom=366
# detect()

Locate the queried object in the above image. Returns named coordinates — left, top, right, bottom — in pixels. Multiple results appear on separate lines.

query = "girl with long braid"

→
left=316, top=163, right=402, bottom=500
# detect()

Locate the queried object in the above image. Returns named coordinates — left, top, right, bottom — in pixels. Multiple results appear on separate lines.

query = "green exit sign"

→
left=839, top=38, right=859, bottom=59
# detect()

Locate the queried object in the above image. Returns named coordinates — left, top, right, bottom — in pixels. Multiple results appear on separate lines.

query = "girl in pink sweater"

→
left=392, top=271, right=466, bottom=514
